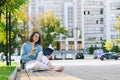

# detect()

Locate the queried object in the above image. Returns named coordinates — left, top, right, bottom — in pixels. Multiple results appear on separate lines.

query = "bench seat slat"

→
left=27, top=71, right=40, bottom=80
left=20, top=70, right=82, bottom=80
left=20, top=70, right=30, bottom=80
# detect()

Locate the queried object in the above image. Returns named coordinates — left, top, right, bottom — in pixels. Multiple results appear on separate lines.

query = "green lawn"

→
left=0, top=62, right=17, bottom=80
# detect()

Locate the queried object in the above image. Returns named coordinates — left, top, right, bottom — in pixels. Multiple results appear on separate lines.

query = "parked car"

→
left=47, top=55, right=53, bottom=60
left=100, top=52, right=119, bottom=60
left=75, top=52, right=84, bottom=59
left=54, top=54, right=63, bottom=60
left=65, top=53, right=74, bottom=60
left=93, top=49, right=103, bottom=59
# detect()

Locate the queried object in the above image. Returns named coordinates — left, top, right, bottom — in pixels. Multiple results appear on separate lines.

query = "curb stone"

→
left=8, top=66, right=18, bottom=80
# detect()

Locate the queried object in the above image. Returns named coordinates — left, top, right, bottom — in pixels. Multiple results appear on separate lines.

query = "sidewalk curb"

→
left=8, top=66, right=18, bottom=80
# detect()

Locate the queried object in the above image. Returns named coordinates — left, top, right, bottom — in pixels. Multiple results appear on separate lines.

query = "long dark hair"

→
left=29, top=32, right=41, bottom=44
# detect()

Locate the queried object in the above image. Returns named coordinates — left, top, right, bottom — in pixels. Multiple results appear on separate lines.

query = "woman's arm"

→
left=21, top=43, right=31, bottom=62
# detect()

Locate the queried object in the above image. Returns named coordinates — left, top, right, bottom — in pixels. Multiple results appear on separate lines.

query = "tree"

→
left=0, top=0, right=29, bottom=53
left=39, top=10, right=67, bottom=49
left=112, top=45, right=120, bottom=53
left=101, top=40, right=108, bottom=52
left=31, top=14, right=40, bottom=31
left=0, top=0, right=29, bottom=65
left=13, top=5, right=29, bottom=43
left=0, top=0, right=29, bottom=20
left=104, top=41, right=113, bottom=52
left=89, top=45, right=94, bottom=54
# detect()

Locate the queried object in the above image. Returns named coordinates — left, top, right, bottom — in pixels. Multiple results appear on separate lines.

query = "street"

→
left=51, top=56, right=120, bottom=80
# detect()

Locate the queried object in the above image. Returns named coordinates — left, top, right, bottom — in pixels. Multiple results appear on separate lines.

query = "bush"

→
left=112, top=45, right=120, bottom=53
left=89, top=45, right=98, bottom=54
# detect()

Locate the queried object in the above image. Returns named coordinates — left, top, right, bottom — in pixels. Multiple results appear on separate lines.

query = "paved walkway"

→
left=50, top=59, right=120, bottom=80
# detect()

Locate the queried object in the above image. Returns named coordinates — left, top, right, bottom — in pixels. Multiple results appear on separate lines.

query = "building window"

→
left=100, top=27, right=104, bottom=33
left=69, top=41, right=74, bottom=50
left=100, top=8, right=103, bottom=14
left=100, top=18, right=104, bottom=24
left=96, top=20, right=98, bottom=24
left=88, top=11, right=90, bottom=15
left=84, top=11, right=86, bottom=15
left=117, top=7, right=120, bottom=10
left=68, top=29, right=73, bottom=38
left=110, top=3, right=120, bottom=10
left=61, top=41, right=66, bottom=50
left=111, top=35, right=118, bottom=39
left=77, top=41, right=82, bottom=50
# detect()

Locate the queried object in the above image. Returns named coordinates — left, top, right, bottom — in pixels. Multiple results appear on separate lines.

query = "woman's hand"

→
left=28, top=50, right=35, bottom=56
left=28, top=47, right=36, bottom=56
left=32, top=47, right=36, bottom=51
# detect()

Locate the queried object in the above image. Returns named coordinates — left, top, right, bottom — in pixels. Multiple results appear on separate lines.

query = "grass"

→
left=0, top=62, right=17, bottom=80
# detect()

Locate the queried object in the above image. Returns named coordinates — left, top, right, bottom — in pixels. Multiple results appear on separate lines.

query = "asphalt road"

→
left=51, top=58, right=120, bottom=80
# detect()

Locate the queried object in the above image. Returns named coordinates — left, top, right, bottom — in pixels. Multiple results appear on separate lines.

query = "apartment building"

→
left=105, top=0, right=120, bottom=43
left=27, top=0, right=120, bottom=50
left=83, top=0, right=105, bottom=48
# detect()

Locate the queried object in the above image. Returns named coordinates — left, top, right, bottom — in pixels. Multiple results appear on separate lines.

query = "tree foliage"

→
left=0, top=22, right=6, bottom=44
left=101, top=40, right=108, bottom=52
left=104, top=41, right=113, bottom=52
left=112, top=45, right=120, bottom=53
left=0, top=0, right=29, bottom=53
left=39, top=10, right=68, bottom=49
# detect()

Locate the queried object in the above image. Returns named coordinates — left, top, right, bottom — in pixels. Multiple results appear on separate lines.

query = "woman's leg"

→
left=47, top=62, right=64, bottom=72
left=25, top=60, right=50, bottom=70
left=36, top=52, right=64, bottom=72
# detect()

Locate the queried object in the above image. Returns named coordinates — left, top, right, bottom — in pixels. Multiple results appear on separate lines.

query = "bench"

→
left=20, top=70, right=82, bottom=80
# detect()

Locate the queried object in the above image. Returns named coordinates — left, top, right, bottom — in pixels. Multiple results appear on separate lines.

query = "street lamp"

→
left=60, top=33, right=62, bottom=50
left=75, top=27, right=81, bottom=50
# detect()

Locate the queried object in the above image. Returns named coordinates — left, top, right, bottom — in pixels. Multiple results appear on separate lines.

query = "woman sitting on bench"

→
left=21, top=32, right=64, bottom=72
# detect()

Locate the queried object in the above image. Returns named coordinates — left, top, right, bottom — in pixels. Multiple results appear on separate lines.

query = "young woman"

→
left=21, top=32, right=64, bottom=72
